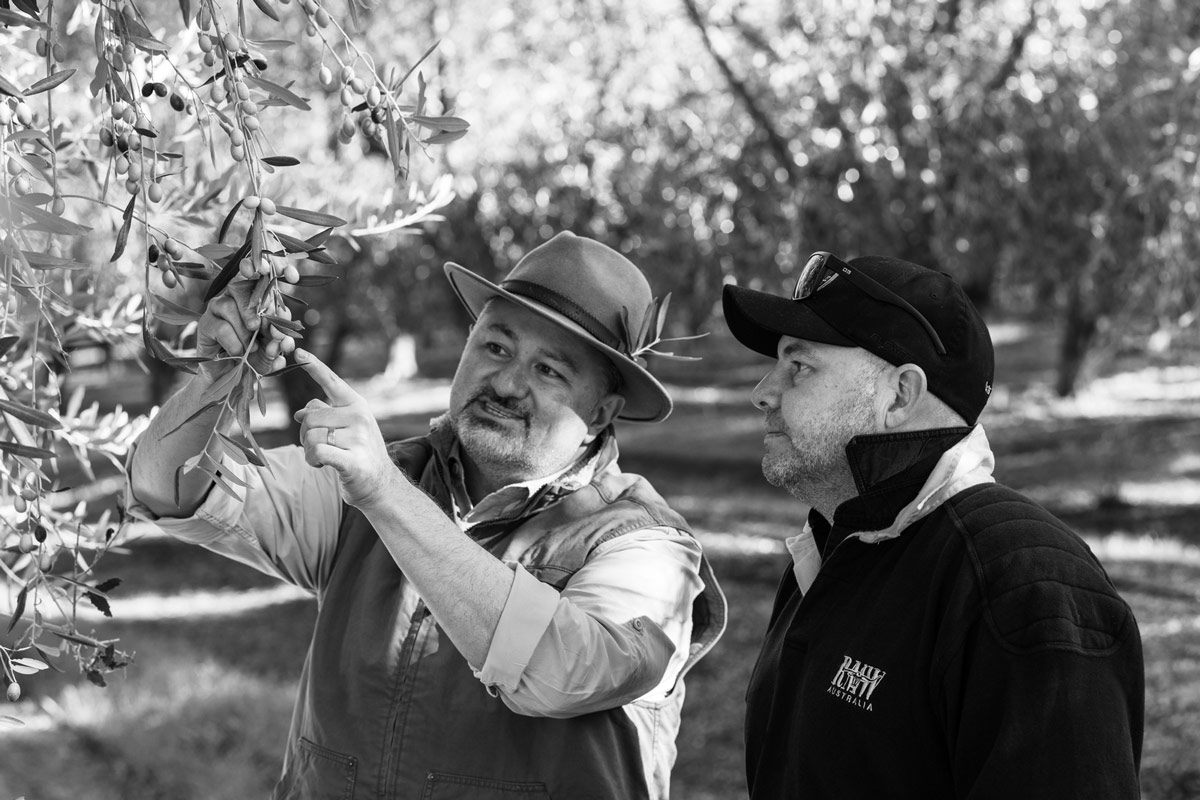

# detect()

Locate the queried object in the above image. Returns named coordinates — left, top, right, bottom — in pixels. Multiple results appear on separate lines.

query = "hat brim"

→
left=445, top=262, right=673, bottom=423
left=722, top=285, right=857, bottom=358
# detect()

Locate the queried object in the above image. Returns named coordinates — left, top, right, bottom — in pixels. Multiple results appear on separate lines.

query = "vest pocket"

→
left=277, top=737, right=357, bottom=800
left=421, top=771, right=551, bottom=799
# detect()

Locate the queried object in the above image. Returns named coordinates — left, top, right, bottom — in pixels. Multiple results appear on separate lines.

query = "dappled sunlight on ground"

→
left=1118, top=479, right=1200, bottom=507
left=1140, top=614, right=1200, bottom=639
left=1020, top=479, right=1200, bottom=512
left=985, top=364, right=1200, bottom=427
left=1087, top=365, right=1200, bottom=407
left=694, top=530, right=787, bottom=557
left=1085, top=533, right=1200, bottom=564
left=0, top=652, right=295, bottom=800
left=29, top=584, right=315, bottom=625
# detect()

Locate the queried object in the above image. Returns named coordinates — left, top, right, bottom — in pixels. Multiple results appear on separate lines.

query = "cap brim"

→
left=722, top=285, right=857, bottom=357
left=445, top=262, right=673, bottom=423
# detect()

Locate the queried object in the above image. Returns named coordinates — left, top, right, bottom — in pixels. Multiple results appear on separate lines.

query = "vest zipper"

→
left=379, top=599, right=432, bottom=796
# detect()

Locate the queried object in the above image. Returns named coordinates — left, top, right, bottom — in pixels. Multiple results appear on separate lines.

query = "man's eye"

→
left=537, top=364, right=564, bottom=380
left=484, top=342, right=507, bottom=356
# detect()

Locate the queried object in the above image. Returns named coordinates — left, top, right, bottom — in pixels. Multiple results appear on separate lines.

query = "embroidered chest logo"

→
left=826, top=655, right=886, bottom=711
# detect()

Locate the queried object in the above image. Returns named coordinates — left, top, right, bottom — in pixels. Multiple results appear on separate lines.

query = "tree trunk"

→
left=1055, top=276, right=1098, bottom=397
left=960, top=266, right=994, bottom=313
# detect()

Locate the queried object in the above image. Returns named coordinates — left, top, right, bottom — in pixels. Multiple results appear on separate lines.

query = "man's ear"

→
left=882, top=363, right=928, bottom=430
left=586, top=392, right=625, bottom=438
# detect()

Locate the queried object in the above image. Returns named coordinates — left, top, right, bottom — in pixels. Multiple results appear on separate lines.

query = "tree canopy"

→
left=370, top=0, right=1199, bottom=392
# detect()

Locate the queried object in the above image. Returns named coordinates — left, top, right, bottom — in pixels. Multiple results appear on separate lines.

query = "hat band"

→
left=501, top=279, right=625, bottom=354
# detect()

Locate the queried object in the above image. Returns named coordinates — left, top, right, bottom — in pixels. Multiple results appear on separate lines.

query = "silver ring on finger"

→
left=326, top=427, right=336, bottom=448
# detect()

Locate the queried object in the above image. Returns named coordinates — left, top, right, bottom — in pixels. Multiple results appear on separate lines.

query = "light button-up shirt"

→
left=126, top=428, right=704, bottom=718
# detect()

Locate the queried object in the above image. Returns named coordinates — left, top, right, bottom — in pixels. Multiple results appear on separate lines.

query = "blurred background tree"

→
left=326, top=0, right=1198, bottom=396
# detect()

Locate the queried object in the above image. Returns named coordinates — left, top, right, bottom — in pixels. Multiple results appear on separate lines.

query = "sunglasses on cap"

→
left=792, top=251, right=948, bottom=355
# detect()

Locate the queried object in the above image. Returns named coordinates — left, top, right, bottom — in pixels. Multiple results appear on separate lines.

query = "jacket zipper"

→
left=380, top=599, right=431, bottom=796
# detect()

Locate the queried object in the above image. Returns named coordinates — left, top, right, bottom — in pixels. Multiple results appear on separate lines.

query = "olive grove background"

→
left=2, top=0, right=1198, bottom=797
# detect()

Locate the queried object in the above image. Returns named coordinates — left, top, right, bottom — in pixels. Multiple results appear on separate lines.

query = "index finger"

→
left=295, top=348, right=357, bottom=406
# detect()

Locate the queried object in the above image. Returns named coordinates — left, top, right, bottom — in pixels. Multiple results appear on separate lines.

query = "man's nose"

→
left=490, top=360, right=530, bottom=398
left=751, top=367, right=780, bottom=411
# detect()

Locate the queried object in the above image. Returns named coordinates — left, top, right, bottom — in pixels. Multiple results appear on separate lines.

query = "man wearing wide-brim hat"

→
left=126, top=231, right=727, bottom=799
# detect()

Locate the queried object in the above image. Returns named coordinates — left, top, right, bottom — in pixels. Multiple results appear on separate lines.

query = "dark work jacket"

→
left=274, top=428, right=726, bottom=800
left=744, top=427, right=1144, bottom=799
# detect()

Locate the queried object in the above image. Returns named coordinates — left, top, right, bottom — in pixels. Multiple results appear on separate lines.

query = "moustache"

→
left=469, top=388, right=530, bottom=421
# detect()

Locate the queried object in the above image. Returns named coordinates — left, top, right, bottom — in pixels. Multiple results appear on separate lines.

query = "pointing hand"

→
left=292, top=348, right=396, bottom=509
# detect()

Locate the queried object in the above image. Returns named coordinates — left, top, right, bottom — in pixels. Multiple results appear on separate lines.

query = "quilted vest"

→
left=273, top=433, right=726, bottom=800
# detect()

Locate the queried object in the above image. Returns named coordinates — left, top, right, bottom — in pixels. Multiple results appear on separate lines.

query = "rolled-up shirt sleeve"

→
left=124, top=440, right=344, bottom=592
left=474, top=527, right=704, bottom=718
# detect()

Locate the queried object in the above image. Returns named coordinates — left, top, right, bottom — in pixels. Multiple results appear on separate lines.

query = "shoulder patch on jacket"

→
left=946, top=484, right=1135, bottom=655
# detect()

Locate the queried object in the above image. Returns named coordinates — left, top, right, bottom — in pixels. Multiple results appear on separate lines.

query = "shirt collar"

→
left=851, top=423, right=995, bottom=543
left=808, top=424, right=996, bottom=555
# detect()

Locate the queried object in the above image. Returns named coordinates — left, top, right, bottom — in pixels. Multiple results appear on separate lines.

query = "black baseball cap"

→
left=722, top=253, right=995, bottom=425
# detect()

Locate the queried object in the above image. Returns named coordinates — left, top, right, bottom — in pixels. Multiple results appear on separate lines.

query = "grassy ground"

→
left=2, top=326, right=1199, bottom=799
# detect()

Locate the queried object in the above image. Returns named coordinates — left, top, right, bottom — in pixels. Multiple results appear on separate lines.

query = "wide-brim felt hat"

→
left=444, top=231, right=673, bottom=423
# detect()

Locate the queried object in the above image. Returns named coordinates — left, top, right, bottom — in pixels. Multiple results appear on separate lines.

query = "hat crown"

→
left=501, top=232, right=652, bottom=355
left=843, top=256, right=981, bottom=358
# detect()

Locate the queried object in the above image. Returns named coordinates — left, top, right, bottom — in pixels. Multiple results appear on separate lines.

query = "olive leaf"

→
left=109, top=193, right=137, bottom=262
left=274, top=205, right=347, bottom=227
left=23, top=69, right=76, bottom=97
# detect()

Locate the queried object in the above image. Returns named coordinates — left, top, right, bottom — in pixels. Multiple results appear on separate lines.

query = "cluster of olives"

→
left=94, top=0, right=214, bottom=199
left=235, top=202, right=304, bottom=285
left=196, top=19, right=265, bottom=163
left=147, top=235, right=187, bottom=288
left=140, top=79, right=192, bottom=116
left=33, top=34, right=67, bottom=64
left=1, top=98, right=43, bottom=200
left=295, top=0, right=334, bottom=36
left=238, top=253, right=300, bottom=289
left=259, top=299, right=299, bottom=362
left=319, top=63, right=388, bottom=144
left=0, top=98, right=32, bottom=129
left=104, top=39, right=141, bottom=77
left=90, top=22, right=201, bottom=201
left=96, top=97, right=171, bottom=199
left=10, top=473, right=55, bottom=574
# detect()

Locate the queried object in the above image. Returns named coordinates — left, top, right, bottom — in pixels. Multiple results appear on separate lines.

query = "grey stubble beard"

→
left=761, top=387, right=878, bottom=510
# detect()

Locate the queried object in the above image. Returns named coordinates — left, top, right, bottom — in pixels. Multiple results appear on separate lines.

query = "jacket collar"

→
left=427, top=414, right=619, bottom=531
left=808, top=425, right=996, bottom=555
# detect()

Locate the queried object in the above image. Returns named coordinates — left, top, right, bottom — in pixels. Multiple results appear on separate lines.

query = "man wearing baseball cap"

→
left=723, top=251, right=1143, bottom=798
left=127, top=231, right=725, bottom=798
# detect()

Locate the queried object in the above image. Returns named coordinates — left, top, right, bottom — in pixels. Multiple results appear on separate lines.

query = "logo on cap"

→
left=816, top=272, right=840, bottom=292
